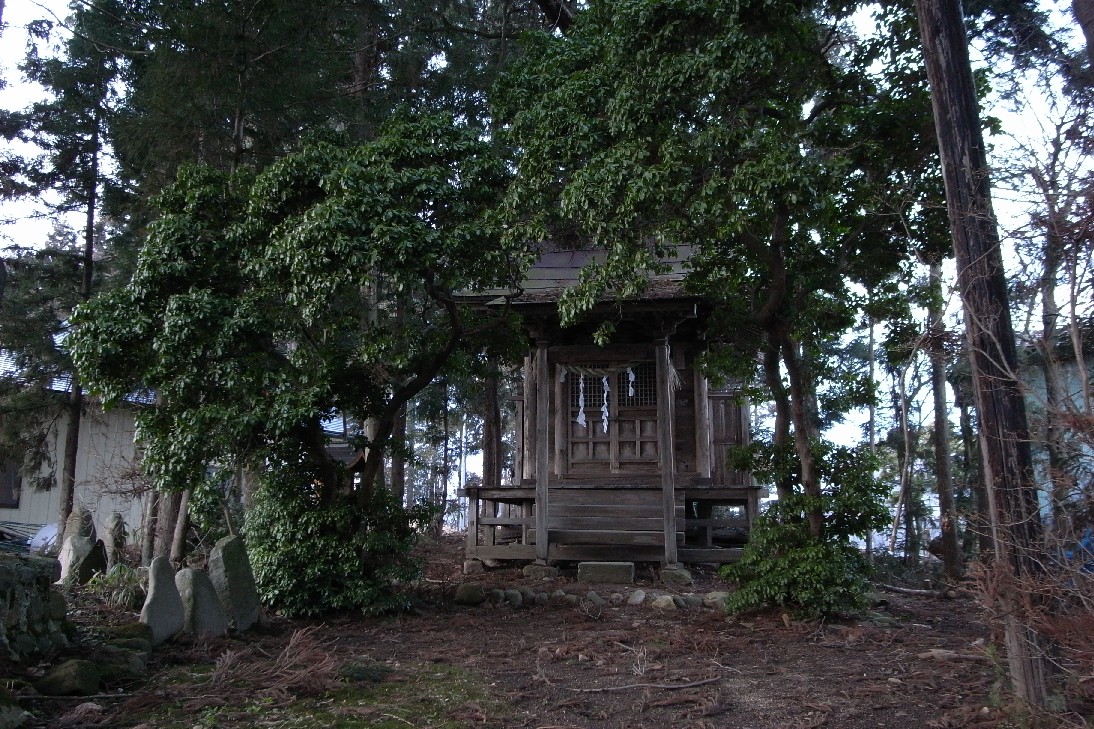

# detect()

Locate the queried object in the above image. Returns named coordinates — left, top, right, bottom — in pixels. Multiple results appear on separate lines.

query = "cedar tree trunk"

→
left=916, top=0, right=1049, bottom=705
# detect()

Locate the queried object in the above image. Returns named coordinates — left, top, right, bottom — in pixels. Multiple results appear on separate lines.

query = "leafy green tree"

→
left=496, top=0, right=942, bottom=613
left=71, top=111, right=524, bottom=613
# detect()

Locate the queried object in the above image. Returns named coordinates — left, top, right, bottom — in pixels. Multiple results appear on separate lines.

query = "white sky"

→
left=1, top=0, right=71, bottom=249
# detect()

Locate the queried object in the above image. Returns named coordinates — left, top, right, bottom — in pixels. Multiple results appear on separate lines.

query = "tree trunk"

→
left=391, top=404, right=407, bottom=504
left=1031, top=165, right=1076, bottom=531
left=778, top=328, right=823, bottom=539
left=896, top=365, right=921, bottom=562
left=58, top=384, right=82, bottom=534
left=169, top=488, right=191, bottom=566
left=916, top=0, right=1049, bottom=705
left=58, top=101, right=100, bottom=533
left=929, top=262, right=962, bottom=580
left=954, top=377, right=992, bottom=556
left=154, top=491, right=182, bottom=558
left=483, top=366, right=502, bottom=490
left=888, top=483, right=905, bottom=554
left=436, top=382, right=451, bottom=537
left=762, top=340, right=795, bottom=502
left=1038, top=258, right=1072, bottom=532
left=141, top=490, right=160, bottom=566
left=866, top=316, right=877, bottom=560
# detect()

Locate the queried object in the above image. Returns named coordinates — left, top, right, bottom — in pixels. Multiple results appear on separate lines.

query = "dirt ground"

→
left=14, top=534, right=1020, bottom=729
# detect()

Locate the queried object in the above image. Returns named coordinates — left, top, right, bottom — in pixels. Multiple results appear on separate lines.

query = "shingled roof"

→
left=473, top=244, right=694, bottom=306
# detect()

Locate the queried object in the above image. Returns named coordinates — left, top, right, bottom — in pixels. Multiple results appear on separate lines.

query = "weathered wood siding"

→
left=0, top=405, right=146, bottom=540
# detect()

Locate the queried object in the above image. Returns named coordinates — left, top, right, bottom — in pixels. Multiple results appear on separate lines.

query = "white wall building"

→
left=0, top=404, right=147, bottom=543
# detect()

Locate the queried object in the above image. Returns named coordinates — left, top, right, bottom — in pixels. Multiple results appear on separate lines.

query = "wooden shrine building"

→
left=463, top=247, right=762, bottom=565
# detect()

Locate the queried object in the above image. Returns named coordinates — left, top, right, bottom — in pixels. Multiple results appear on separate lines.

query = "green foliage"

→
left=246, top=447, right=436, bottom=617
left=84, top=564, right=146, bottom=611
left=72, top=110, right=522, bottom=494
left=722, top=445, right=889, bottom=618
left=185, top=468, right=244, bottom=546
left=71, top=110, right=523, bottom=613
left=497, top=0, right=943, bottom=322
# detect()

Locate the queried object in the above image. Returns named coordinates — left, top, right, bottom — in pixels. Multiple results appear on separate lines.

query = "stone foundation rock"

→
left=577, top=561, right=635, bottom=584
left=0, top=554, right=68, bottom=662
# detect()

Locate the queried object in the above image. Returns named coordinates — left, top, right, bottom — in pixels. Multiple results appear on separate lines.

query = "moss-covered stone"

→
left=453, top=583, right=485, bottom=606
left=96, top=652, right=147, bottom=684
left=36, top=659, right=101, bottom=696
left=1, top=554, right=66, bottom=663
left=107, top=637, right=152, bottom=657
left=658, top=566, right=693, bottom=587
left=0, top=702, right=30, bottom=729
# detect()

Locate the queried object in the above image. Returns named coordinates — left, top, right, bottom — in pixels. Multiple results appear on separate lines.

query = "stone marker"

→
left=56, top=507, right=91, bottom=580
left=175, top=568, right=230, bottom=638
left=105, top=514, right=126, bottom=568
left=577, top=561, right=635, bottom=584
left=140, top=556, right=183, bottom=645
left=462, top=559, right=484, bottom=575
left=78, top=540, right=108, bottom=584
left=58, top=536, right=105, bottom=585
left=63, top=506, right=96, bottom=544
left=208, top=535, right=262, bottom=632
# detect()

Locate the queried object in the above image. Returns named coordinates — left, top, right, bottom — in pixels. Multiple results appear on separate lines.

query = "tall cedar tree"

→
left=915, top=0, right=1050, bottom=705
left=1, top=1, right=131, bottom=530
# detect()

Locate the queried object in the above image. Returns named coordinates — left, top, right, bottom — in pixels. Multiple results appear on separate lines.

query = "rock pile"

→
left=453, top=579, right=732, bottom=613
left=138, top=537, right=264, bottom=644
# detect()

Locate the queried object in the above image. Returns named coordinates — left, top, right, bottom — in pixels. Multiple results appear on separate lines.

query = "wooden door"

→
left=709, top=394, right=747, bottom=486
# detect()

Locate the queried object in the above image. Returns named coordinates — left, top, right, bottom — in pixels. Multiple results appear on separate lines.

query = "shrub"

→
left=246, top=456, right=435, bottom=617
left=721, top=444, right=888, bottom=619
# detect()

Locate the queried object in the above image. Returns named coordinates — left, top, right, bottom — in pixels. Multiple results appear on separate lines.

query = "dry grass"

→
left=209, top=626, right=341, bottom=702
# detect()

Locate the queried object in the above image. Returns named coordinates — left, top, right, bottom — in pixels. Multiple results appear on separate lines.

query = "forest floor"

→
left=15, top=534, right=1040, bottom=729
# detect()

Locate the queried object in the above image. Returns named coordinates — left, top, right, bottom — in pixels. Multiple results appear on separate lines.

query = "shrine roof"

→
left=471, top=244, right=694, bottom=306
